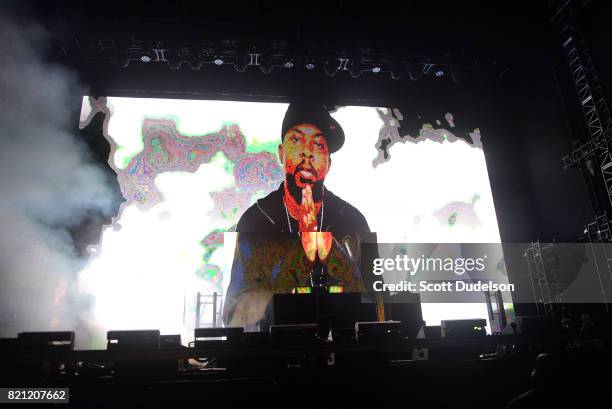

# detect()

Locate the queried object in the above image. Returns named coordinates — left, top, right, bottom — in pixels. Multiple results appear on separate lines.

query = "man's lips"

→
left=299, top=170, right=314, bottom=178
left=296, top=166, right=316, bottom=179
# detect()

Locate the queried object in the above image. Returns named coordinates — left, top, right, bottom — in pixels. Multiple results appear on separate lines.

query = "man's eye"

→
left=291, top=136, right=300, bottom=143
left=315, top=142, right=325, bottom=149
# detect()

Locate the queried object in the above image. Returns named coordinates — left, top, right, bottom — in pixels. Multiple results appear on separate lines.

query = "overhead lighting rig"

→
left=64, top=37, right=461, bottom=82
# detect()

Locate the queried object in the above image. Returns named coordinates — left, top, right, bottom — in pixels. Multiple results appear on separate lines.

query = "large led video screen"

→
left=77, top=96, right=503, bottom=345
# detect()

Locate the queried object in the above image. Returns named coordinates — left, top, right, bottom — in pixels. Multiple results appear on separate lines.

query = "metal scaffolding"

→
left=551, top=2, right=612, bottom=312
left=584, top=216, right=611, bottom=309
left=524, top=241, right=559, bottom=316
left=195, top=292, right=223, bottom=329
left=554, top=3, right=612, bottom=210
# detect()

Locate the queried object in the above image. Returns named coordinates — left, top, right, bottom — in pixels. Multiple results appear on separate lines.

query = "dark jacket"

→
left=223, top=183, right=378, bottom=328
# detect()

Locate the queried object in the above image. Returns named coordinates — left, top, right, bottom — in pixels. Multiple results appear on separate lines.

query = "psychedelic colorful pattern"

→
left=120, top=119, right=282, bottom=212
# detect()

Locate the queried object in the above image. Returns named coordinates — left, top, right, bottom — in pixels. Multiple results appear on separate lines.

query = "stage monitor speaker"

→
left=194, top=327, right=244, bottom=349
left=159, top=334, right=183, bottom=349
left=331, top=327, right=355, bottom=343
left=383, top=292, right=423, bottom=338
left=269, top=323, right=318, bottom=342
left=327, top=294, right=378, bottom=328
left=18, top=331, right=75, bottom=352
left=272, top=293, right=316, bottom=325
left=107, top=329, right=160, bottom=351
left=441, top=319, right=487, bottom=337
left=355, top=321, right=402, bottom=342
left=272, top=292, right=377, bottom=328
left=240, top=331, right=270, bottom=345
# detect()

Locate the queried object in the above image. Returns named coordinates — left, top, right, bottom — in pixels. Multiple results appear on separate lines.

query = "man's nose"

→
left=300, top=148, right=314, bottom=160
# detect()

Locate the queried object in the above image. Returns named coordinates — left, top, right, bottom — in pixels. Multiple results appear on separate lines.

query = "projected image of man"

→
left=235, top=102, right=370, bottom=235
left=223, top=102, right=378, bottom=329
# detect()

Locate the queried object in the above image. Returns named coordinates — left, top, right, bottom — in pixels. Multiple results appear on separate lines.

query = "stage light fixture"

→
left=140, top=55, right=152, bottom=63
left=390, top=63, right=406, bottom=80
left=168, top=60, right=182, bottom=70
left=234, top=53, right=249, bottom=72
left=435, top=68, right=445, bottom=77
left=407, top=63, right=422, bottom=81
left=371, top=66, right=382, bottom=74
left=213, top=56, right=225, bottom=66
left=117, top=53, right=130, bottom=68
left=283, top=58, right=294, bottom=69
left=166, top=52, right=182, bottom=70
left=323, top=60, right=337, bottom=77
left=349, top=61, right=362, bottom=78
left=260, top=57, right=274, bottom=74
left=304, top=60, right=316, bottom=70
left=189, top=61, right=203, bottom=70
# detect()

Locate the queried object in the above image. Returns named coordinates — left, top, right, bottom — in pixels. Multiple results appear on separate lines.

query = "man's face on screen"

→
left=279, top=123, right=330, bottom=190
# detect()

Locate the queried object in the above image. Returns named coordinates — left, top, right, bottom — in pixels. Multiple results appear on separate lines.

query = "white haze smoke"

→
left=0, top=14, right=115, bottom=344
